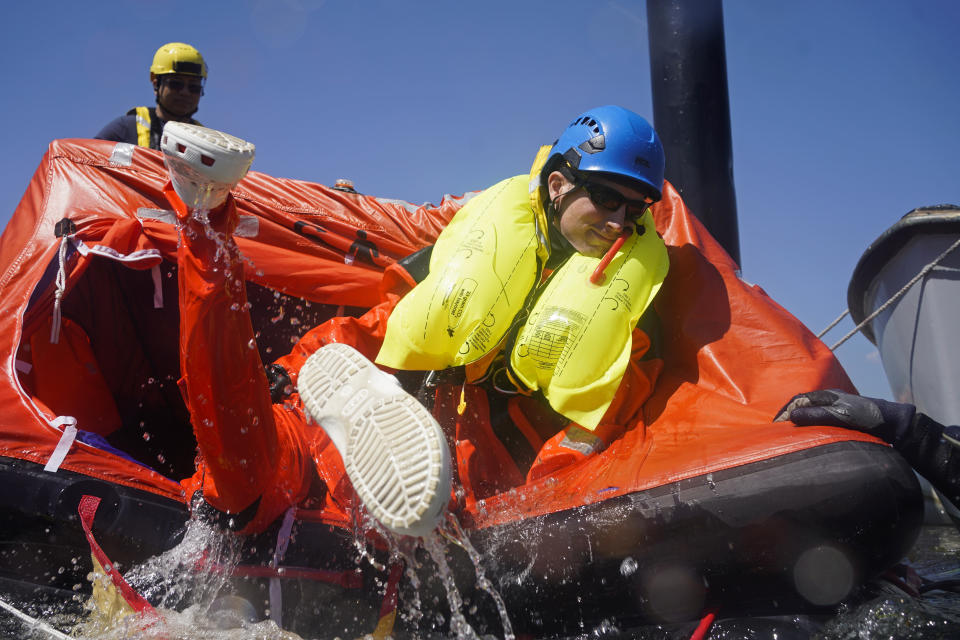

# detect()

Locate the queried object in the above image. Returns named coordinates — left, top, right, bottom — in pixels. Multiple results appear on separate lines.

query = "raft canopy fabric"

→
left=0, top=138, right=874, bottom=516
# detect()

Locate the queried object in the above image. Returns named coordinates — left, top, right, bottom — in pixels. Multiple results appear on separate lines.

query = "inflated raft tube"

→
left=0, top=456, right=188, bottom=602
left=0, top=439, right=922, bottom=638
left=288, top=439, right=921, bottom=637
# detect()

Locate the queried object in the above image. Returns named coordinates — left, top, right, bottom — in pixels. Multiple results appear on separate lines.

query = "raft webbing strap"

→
left=43, top=416, right=77, bottom=473
left=216, top=563, right=363, bottom=585
left=77, top=495, right=157, bottom=615
left=268, top=507, right=296, bottom=629
left=689, top=606, right=718, bottom=640
left=151, top=264, right=164, bottom=309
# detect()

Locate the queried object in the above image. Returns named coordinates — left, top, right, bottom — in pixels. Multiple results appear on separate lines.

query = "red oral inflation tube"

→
left=590, top=228, right=632, bottom=285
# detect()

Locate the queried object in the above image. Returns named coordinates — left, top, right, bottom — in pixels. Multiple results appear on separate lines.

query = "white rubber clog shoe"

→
left=160, top=122, right=255, bottom=211
left=298, top=343, right=451, bottom=537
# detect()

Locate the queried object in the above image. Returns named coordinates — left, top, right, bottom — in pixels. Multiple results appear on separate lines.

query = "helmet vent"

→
left=579, top=135, right=605, bottom=154
left=572, top=116, right=602, bottom=136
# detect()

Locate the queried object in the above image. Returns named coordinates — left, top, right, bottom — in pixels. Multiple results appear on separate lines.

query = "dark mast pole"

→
left=647, top=0, right=740, bottom=265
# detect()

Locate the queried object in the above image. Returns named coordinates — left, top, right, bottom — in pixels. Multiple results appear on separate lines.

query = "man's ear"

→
left=547, top=170, right=572, bottom=201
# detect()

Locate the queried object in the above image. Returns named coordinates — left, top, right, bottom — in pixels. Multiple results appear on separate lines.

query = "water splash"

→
left=439, top=515, right=515, bottom=640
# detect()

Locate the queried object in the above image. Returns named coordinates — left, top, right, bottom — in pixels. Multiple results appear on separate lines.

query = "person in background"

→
left=95, top=42, right=207, bottom=150
left=776, top=389, right=960, bottom=508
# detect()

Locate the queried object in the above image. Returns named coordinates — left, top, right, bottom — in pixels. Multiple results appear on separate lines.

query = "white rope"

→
left=0, top=596, right=74, bottom=640
left=49, top=236, right=70, bottom=344
left=824, top=236, right=960, bottom=351
left=816, top=309, right=849, bottom=339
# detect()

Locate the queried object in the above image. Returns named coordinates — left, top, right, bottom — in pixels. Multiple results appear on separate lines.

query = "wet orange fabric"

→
left=0, top=139, right=876, bottom=536
left=168, top=188, right=310, bottom=530
left=0, top=139, right=460, bottom=504
left=26, top=317, right=123, bottom=436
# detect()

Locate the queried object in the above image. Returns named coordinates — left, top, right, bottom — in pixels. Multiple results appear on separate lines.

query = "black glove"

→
left=265, top=363, right=293, bottom=403
left=774, top=389, right=915, bottom=445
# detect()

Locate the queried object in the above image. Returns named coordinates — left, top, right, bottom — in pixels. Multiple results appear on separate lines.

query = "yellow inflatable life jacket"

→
left=377, top=175, right=546, bottom=370
left=509, top=214, right=669, bottom=430
left=378, top=145, right=669, bottom=430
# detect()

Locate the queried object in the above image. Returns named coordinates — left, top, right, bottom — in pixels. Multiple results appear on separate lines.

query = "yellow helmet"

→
left=150, top=42, right=207, bottom=78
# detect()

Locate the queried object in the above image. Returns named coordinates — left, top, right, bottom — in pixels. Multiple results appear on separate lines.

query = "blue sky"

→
left=2, top=1, right=958, bottom=400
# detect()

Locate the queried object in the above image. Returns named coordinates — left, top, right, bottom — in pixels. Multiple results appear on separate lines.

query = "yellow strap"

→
left=527, top=144, right=554, bottom=262
left=367, top=609, right=396, bottom=640
left=457, top=383, right=467, bottom=415
left=134, top=107, right=151, bottom=148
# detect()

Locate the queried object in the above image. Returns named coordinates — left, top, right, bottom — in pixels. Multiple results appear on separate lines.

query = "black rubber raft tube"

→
left=0, top=439, right=922, bottom=637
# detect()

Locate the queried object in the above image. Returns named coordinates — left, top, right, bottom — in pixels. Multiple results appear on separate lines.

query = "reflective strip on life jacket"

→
left=134, top=106, right=152, bottom=148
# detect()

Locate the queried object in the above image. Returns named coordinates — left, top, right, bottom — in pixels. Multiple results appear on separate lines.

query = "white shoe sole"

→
left=298, top=343, right=450, bottom=537
left=161, top=122, right=255, bottom=211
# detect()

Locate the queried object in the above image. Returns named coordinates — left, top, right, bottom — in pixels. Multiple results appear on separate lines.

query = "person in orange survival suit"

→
left=168, top=106, right=670, bottom=538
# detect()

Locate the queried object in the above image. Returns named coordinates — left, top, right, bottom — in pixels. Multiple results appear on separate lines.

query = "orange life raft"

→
left=0, top=139, right=921, bottom=637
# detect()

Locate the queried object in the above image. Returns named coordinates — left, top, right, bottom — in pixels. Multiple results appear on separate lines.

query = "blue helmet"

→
left=548, top=105, right=665, bottom=200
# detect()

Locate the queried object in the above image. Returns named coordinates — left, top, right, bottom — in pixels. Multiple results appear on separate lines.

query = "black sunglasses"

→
left=577, top=181, right=653, bottom=220
left=163, top=78, right=204, bottom=95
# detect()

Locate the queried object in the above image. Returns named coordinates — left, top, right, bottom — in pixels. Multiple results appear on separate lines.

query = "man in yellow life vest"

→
left=291, top=105, right=670, bottom=535
left=95, top=42, right=206, bottom=150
